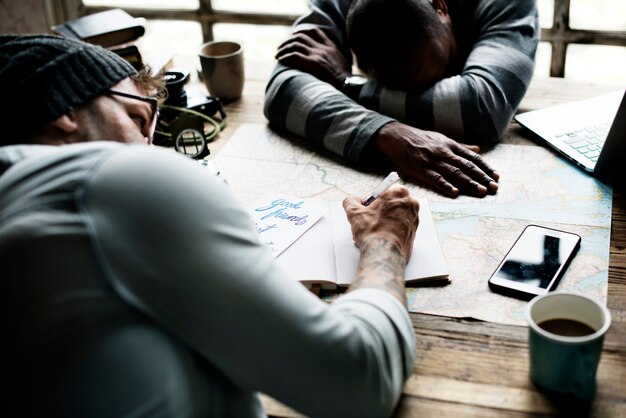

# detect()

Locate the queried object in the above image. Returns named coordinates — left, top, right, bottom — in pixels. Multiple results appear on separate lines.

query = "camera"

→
left=161, top=69, right=224, bottom=117
left=153, top=69, right=226, bottom=157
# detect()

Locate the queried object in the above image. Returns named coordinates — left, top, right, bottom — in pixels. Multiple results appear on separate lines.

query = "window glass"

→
left=83, top=0, right=198, bottom=9
left=534, top=42, right=552, bottom=78
left=537, top=0, right=554, bottom=28
left=570, top=0, right=626, bottom=31
left=213, top=23, right=291, bottom=62
left=212, top=0, right=308, bottom=15
left=565, top=44, right=626, bottom=83
left=137, top=19, right=202, bottom=57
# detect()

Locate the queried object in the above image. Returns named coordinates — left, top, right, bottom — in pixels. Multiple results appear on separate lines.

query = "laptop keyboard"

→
left=556, top=123, right=610, bottom=162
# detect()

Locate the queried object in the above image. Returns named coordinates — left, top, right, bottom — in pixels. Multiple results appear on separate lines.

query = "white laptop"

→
left=515, top=89, right=626, bottom=178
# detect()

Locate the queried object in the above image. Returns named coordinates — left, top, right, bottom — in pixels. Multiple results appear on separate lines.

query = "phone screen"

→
left=489, top=225, right=581, bottom=298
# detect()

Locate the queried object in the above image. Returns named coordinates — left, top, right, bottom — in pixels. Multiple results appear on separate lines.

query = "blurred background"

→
left=2, top=0, right=625, bottom=84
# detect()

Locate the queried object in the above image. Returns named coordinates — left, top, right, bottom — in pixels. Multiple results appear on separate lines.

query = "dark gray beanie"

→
left=0, top=34, right=137, bottom=145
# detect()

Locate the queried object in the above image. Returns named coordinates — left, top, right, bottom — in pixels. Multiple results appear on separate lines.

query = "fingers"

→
left=415, top=157, right=496, bottom=198
left=276, top=31, right=322, bottom=66
left=427, top=143, right=499, bottom=196
left=293, top=27, right=334, bottom=46
left=276, top=40, right=312, bottom=60
left=277, top=27, right=332, bottom=54
left=449, top=169, right=489, bottom=196
left=374, top=123, right=500, bottom=198
left=443, top=163, right=492, bottom=196
left=276, top=35, right=317, bottom=68
left=275, top=28, right=350, bottom=87
left=418, top=169, right=460, bottom=197
left=457, top=144, right=500, bottom=181
left=276, top=32, right=317, bottom=55
left=343, top=185, right=411, bottom=211
left=342, top=195, right=363, bottom=213
left=447, top=154, right=499, bottom=194
left=343, top=185, right=420, bottom=260
left=276, top=51, right=312, bottom=71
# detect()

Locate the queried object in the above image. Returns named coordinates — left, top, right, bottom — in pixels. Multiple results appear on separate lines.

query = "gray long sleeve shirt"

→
left=0, top=142, right=415, bottom=418
left=264, top=0, right=539, bottom=164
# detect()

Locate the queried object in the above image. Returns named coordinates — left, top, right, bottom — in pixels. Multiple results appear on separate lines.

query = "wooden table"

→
left=210, top=60, right=626, bottom=417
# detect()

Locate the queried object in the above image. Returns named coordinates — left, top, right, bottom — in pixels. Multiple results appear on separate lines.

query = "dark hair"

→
left=346, top=0, right=446, bottom=78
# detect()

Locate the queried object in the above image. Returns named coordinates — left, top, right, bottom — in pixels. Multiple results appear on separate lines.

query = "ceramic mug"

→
left=198, top=41, right=244, bottom=101
left=525, top=292, right=611, bottom=400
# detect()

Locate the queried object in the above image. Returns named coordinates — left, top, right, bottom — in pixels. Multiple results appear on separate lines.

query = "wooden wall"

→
left=0, top=0, right=50, bottom=34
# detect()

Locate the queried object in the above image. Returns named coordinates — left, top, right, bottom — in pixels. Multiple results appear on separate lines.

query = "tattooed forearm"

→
left=348, top=236, right=407, bottom=306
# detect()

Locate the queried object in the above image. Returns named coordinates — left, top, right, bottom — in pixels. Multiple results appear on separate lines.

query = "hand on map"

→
left=343, top=185, right=420, bottom=262
left=275, top=27, right=351, bottom=90
left=372, top=122, right=500, bottom=198
left=275, top=30, right=498, bottom=198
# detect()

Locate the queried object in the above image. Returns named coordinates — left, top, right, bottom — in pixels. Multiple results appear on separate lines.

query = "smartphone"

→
left=488, top=225, right=581, bottom=300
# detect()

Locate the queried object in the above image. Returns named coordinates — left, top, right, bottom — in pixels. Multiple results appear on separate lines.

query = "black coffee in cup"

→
left=527, top=293, right=612, bottom=400
left=538, top=318, right=596, bottom=337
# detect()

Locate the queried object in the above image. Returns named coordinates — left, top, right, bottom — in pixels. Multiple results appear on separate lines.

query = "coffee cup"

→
left=198, top=41, right=244, bottom=101
left=525, top=292, right=611, bottom=400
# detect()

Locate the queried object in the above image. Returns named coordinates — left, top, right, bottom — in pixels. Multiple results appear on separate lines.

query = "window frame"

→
left=47, top=0, right=626, bottom=79
left=46, top=0, right=300, bottom=43
left=541, top=0, right=626, bottom=77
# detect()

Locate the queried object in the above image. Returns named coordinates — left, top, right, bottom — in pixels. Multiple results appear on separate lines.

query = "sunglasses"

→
left=107, top=89, right=159, bottom=142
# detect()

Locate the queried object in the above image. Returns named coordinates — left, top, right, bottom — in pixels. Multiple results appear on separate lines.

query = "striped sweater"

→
left=264, top=0, right=539, bottom=164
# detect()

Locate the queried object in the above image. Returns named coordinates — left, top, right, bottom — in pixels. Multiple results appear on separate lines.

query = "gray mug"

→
left=198, top=41, right=244, bottom=101
left=525, top=292, right=611, bottom=400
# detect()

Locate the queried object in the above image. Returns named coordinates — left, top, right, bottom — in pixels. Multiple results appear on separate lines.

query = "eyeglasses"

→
left=107, top=89, right=159, bottom=142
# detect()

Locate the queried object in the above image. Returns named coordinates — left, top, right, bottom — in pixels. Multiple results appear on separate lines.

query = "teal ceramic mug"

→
left=526, top=292, right=611, bottom=400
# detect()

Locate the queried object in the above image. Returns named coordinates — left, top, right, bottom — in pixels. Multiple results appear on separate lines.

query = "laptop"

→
left=515, top=89, right=626, bottom=178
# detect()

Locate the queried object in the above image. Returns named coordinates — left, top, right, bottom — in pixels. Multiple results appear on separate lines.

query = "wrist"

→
left=372, top=121, right=402, bottom=156
left=343, top=74, right=368, bottom=100
left=353, top=236, right=407, bottom=305
left=364, top=235, right=406, bottom=262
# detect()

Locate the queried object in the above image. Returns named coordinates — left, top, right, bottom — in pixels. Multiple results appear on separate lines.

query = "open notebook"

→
left=248, top=195, right=449, bottom=289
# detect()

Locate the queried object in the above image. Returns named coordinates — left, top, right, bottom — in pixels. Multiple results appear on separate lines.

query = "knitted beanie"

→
left=0, top=34, right=137, bottom=145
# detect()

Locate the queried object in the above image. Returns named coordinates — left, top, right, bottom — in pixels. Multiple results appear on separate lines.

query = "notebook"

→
left=248, top=194, right=449, bottom=289
left=52, top=9, right=145, bottom=48
left=515, top=89, right=626, bottom=178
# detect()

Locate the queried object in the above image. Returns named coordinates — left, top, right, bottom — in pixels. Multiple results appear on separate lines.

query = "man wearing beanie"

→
left=0, top=35, right=420, bottom=417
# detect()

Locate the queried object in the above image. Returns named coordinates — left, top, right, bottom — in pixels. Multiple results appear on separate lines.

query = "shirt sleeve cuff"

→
left=332, top=288, right=416, bottom=376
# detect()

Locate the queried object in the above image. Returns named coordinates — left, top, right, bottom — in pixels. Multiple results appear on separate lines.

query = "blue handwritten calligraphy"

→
left=260, top=208, right=308, bottom=225
left=254, top=198, right=308, bottom=226
left=255, top=223, right=278, bottom=234
left=255, top=198, right=304, bottom=212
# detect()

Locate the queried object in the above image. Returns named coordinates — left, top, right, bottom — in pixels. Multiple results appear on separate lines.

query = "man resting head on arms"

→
left=266, top=0, right=539, bottom=197
left=1, top=35, right=420, bottom=418
left=346, top=0, right=457, bottom=91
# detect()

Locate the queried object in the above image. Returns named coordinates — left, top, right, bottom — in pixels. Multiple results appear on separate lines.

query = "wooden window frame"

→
left=541, top=0, right=626, bottom=77
left=48, top=0, right=626, bottom=78
left=46, top=0, right=300, bottom=43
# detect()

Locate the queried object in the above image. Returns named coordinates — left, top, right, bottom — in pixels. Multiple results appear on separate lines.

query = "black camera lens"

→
left=162, top=69, right=190, bottom=107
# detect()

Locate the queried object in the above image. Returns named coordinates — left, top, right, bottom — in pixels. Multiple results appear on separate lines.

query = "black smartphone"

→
left=488, top=225, right=581, bottom=300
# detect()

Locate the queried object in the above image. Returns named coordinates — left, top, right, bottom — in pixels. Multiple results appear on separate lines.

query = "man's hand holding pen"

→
left=343, top=183, right=420, bottom=263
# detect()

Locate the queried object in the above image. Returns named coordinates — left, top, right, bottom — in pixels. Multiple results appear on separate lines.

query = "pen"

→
left=362, top=171, right=400, bottom=206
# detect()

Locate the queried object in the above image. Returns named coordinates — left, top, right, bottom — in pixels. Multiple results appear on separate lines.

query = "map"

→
left=213, top=123, right=612, bottom=326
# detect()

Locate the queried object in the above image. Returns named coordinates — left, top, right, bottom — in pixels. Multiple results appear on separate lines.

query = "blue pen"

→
left=362, top=171, right=400, bottom=206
